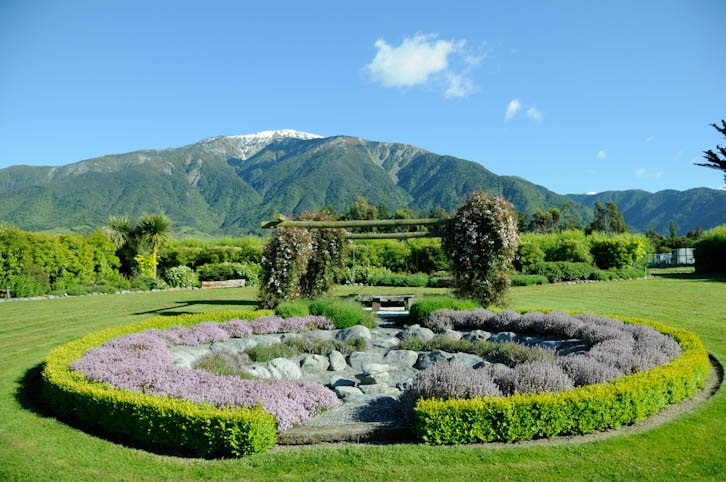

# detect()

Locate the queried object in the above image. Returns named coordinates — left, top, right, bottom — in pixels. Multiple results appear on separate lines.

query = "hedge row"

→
left=693, top=225, right=726, bottom=274
left=42, top=310, right=278, bottom=458
left=412, top=313, right=710, bottom=444
left=523, top=261, right=647, bottom=283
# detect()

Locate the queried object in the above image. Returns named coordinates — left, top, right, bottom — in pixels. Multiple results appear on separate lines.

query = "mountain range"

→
left=1, top=129, right=724, bottom=237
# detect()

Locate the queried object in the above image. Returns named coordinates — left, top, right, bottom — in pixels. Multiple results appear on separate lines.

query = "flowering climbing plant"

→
left=298, top=211, right=347, bottom=300
left=258, top=211, right=348, bottom=308
left=258, top=227, right=312, bottom=309
left=441, top=192, right=519, bottom=307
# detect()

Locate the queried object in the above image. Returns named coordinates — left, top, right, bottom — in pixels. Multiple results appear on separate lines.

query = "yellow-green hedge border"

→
left=413, top=312, right=711, bottom=444
left=42, top=310, right=278, bottom=458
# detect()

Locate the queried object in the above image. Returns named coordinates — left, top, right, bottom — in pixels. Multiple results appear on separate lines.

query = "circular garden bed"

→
left=42, top=306, right=710, bottom=458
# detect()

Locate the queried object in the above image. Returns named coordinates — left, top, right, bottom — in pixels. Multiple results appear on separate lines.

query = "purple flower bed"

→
left=409, top=309, right=683, bottom=399
left=71, top=315, right=338, bottom=431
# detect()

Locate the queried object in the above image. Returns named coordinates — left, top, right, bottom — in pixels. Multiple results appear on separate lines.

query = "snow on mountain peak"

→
left=228, top=129, right=323, bottom=141
left=200, top=129, right=323, bottom=160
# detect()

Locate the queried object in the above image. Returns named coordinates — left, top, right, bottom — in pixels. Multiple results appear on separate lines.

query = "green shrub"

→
left=510, top=274, right=549, bottom=286
left=275, top=300, right=312, bottom=318
left=412, top=314, right=709, bottom=445
left=524, top=262, right=594, bottom=282
left=246, top=343, right=295, bottom=362
left=589, top=270, right=616, bottom=281
left=41, top=310, right=278, bottom=457
left=161, top=237, right=264, bottom=269
left=589, top=233, right=651, bottom=270
left=129, top=275, right=168, bottom=291
left=307, top=298, right=376, bottom=329
left=408, top=296, right=481, bottom=324
left=163, top=265, right=200, bottom=288
left=693, top=225, right=726, bottom=274
left=515, top=240, right=546, bottom=270
left=196, top=262, right=260, bottom=284
left=551, top=238, right=593, bottom=264
left=0, top=224, right=121, bottom=298
left=404, top=274, right=430, bottom=287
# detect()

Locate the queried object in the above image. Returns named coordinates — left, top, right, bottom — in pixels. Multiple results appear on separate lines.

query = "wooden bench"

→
left=349, top=294, right=415, bottom=312
left=200, top=279, right=246, bottom=289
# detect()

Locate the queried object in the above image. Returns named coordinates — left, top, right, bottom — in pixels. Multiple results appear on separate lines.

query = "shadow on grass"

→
left=15, top=363, right=204, bottom=458
left=133, top=298, right=260, bottom=316
left=15, top=363, right=54, bottom=419
left=651, top=272, right=726, bottom=283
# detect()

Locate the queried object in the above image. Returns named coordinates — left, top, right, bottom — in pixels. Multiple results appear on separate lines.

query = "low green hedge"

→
left=524, top=261, right=594, bottom=282
left=510, top=274, right=549, bottom=286
left=413, top=313, right=710, bottom=444
left=408, top=296, right=481, bottom=324
left=42, top=310, right=278, bottom=458
left=307, top=298, right=376, bottom=329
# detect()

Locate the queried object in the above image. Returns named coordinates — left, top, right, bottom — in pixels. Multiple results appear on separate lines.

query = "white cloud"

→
left=597, top=150, right=607, bottom=159
left=526, top=107, right=543, bottom=121
left=364, top=33, right=479, bottom=98
left=505, top=99, right=521, bottom=121
left=645, top=136, right=656, bottom=143
left=635, top=168, right=663, bottom=179
left=505, top=99, right=543, bottom=122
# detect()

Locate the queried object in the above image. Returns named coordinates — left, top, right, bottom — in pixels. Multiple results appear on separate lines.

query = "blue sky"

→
left=1, top=0, right=724, bottom=194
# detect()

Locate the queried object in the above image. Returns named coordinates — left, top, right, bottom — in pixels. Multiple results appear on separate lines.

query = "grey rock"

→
left=362, top=363, right=389, bottom=374
left=383, top=349, right=419, bottom=369
left=335, top=386, right=364, bottom=399
left=300, top=354, right=330, bottom=372
left=336, top=325, right=371, bottom=342
left=449, top=352, right=484, bottom=368
left=335, top=386, right=363, bottom=400
left=463, top=330, right=492, bottom=342
left=399, top=324, right=435, bottom=342
left=414, top=350, right=452, bottom=370
left=440, top=329, right=463, bottom=340
left=490, top=331, right=518, bottom=343
left=244, top=364, right=272, bottom=379
left=357, top=371, right=390, bottom=385
left=210, top=338, right=257, bottom=353
left=170, top=345, right=211, bottom=368
left=255, top=334, right=284, bottom=346
left=268, top=357, right=302, bottom=380
left=302, top=330, right=336, bottom=342
left=348, top=351, right=384, bottom=372
left=328, top=350, right=348, bottom=371
left=359, top=385, right=401, bottom=396
left=373, top=336, right=400, bottom=349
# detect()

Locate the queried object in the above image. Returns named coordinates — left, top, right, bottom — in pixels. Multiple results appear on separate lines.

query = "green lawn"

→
left=1, top=276, right=724, bottom=481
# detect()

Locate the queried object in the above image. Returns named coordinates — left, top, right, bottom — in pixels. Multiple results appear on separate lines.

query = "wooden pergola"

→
left=261, top=214, right=450, bottom=239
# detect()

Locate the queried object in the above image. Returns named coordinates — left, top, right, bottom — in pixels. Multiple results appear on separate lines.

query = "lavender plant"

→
left=71, top=315, right=340, bottom=431
left=400, top=362, right=503, bottom=417
left=496, top=361, right=575, bottom=395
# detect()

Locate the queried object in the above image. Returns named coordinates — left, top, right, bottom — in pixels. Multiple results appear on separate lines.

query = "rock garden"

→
left=42, top=296, right=710, bottom=457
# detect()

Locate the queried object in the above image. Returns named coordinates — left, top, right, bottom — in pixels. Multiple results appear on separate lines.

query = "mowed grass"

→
left=0, top=275, right=724, bottom=481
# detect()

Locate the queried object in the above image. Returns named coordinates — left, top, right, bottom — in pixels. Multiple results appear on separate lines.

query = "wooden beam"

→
left=346, top=231, right=440, bottom=239
left=262, top=214, right=446, bottom=229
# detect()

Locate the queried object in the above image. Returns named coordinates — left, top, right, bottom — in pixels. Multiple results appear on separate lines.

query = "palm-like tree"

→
left=136, top=213, right=171, bottom=278
left=105, top=215, right=133, bottom=249
left=105, top=213, right=171, bottom=278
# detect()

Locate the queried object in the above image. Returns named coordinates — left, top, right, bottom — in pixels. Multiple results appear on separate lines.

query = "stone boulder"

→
left=335, top=325, right=371, bottom=343
left=268, top=357, right=302, bottom=380
left=348, top=351, right=384, bottom=372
